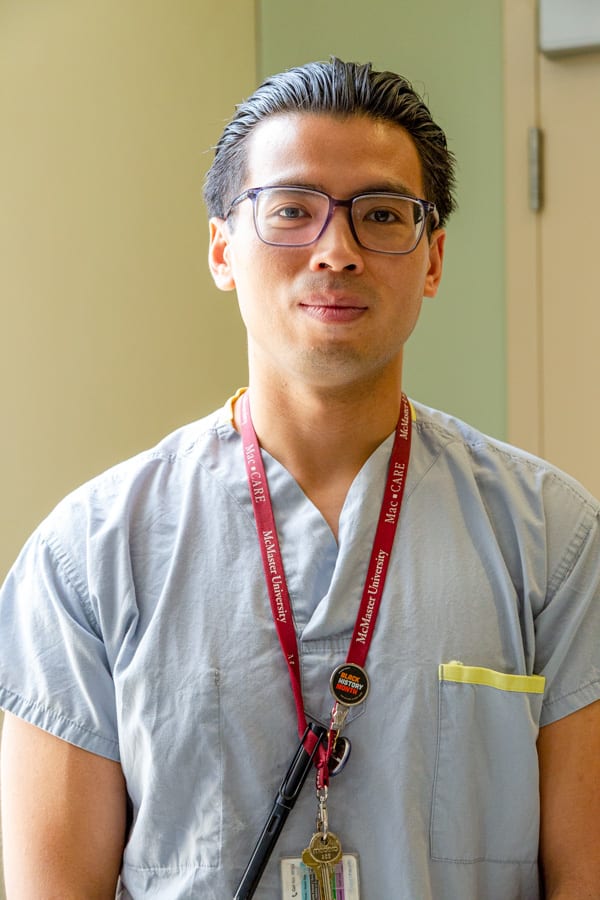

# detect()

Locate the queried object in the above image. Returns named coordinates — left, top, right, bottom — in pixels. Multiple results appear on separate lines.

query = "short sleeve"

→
left=0, top=524, right=120, bottom=760
left=536, top=490, right=600, bottom=726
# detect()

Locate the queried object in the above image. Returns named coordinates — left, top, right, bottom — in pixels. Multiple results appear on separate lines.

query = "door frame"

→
left=503, top=0, right=542, bottom=456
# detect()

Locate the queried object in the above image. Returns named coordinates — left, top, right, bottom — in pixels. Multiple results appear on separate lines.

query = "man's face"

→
left=209, top=112, right=445, bottom=393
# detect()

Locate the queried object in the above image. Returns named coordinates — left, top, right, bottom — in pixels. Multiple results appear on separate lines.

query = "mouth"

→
left=298, top=290, right=369, bottom=323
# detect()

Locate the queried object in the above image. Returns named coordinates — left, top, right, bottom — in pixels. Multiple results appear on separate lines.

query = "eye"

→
left=261, top=196, right=316, bottom=227
left=357, top=197, right=420, bottom=230
left=275, top=205, right=310, bottom=220
left=365, top=207, right=400, bottom=224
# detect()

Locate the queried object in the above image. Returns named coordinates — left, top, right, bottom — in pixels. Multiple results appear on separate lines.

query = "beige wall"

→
left=0, top=0, right=255, bottom=581
left=0, top=2, right=256, bottom=893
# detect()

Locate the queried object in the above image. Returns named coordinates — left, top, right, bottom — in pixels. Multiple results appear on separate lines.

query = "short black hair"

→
left=204, top=57, right=457, bottom=228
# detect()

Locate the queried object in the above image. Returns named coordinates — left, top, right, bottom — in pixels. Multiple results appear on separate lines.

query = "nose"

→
left=308, top=207, right=365, bottom=273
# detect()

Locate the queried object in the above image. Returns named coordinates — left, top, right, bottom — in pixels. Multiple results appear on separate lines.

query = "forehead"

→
left=243, top=112, right=425, bottom=198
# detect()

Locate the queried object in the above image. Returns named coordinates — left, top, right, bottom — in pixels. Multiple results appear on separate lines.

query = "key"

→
left=301, top=831, right=342, bottom=900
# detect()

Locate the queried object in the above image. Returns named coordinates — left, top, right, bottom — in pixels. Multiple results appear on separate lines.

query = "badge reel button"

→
left=327, top=663, right=370, bottom=776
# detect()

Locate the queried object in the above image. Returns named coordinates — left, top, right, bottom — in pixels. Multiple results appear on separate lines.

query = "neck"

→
left=235, top=373, right=404, bottom=537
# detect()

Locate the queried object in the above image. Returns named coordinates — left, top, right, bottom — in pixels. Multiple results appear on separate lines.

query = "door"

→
left=504, top=0, right=600, bottom=497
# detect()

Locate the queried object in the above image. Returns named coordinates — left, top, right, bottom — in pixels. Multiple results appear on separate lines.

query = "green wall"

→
left=258, top=0, right=505, bottom=439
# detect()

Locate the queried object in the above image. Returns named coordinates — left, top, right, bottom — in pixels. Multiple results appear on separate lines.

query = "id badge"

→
left=280, top=854, right=360, bottom=899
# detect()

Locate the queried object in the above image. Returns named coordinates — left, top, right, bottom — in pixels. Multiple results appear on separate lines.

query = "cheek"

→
left=407, top=296, right=424, bottom=331
left=232, top=247, right=299, bottom=304
left=233, top=270, right=280, bottom=334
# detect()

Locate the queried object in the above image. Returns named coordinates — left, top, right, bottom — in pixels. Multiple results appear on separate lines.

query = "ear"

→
left=208, top=218, right=236, bottom=292
left=423, top=229, right=446, bottom=298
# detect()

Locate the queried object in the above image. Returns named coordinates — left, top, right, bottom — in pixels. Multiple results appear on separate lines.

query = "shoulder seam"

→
left=41, top=534, right=102, bottom=637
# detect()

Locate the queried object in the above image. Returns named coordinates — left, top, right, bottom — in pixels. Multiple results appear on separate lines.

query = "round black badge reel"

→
left=329, top=663, right=370, bottom=707
left=327, top=663, right=369, bottom=777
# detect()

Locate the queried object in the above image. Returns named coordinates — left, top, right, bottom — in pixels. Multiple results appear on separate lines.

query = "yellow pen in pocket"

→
left=439, top=661, right=545, bottom=694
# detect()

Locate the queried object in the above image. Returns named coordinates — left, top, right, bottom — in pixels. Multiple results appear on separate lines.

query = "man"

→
left=1, top=58, right=599, bottom=899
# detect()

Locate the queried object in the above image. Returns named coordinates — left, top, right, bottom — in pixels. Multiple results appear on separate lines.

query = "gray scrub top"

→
left=1, top=399, right=599, bottom=898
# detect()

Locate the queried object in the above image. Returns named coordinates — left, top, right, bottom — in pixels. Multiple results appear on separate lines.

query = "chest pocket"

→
left=120, top=666, right=223, bottom=878
left=430, top=662, right=545, bottom=864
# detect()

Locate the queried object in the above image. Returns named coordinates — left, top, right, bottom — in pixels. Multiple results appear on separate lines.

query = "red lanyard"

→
left=239, top=391, right=412, bottom=760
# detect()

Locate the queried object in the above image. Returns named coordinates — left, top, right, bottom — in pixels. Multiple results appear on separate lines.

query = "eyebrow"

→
left=261, top=179, right=422, bottom=199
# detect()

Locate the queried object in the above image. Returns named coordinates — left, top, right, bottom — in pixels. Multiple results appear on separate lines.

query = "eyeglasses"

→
left=225, top=185, right=439, bottom=255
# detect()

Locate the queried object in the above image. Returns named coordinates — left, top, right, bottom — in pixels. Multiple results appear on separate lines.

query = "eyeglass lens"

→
left=253, top=187, right=427, bottom=253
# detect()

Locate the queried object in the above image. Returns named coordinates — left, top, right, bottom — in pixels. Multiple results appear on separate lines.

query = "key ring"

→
left=316, top=785, right=329, bottom=840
